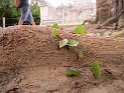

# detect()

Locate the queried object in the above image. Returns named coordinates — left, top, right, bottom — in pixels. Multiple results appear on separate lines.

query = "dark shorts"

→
left=20, top=6, right=33, bottom=21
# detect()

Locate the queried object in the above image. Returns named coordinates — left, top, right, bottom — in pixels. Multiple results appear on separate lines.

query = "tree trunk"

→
left=96, top=0, right=124, bottom=27
left=96, top=0, right=112, bottom=23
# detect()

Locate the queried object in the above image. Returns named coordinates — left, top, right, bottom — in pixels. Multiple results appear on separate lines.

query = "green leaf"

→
left=67, top=39, right=79, bottom=46
left=59, top=39, right=68, bottom=48
left=59, top=39, right=79, bottom=48
left=90, top=60, right=101, bottom=79
left=51, top=30, right=60, bottom=37
left=65, top=69, right=80, bottom=77
left=51, top=24, right=59, bottom=29
left=74, top=25, right=85, bottom=35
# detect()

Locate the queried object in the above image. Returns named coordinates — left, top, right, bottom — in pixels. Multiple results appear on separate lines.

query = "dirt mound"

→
left=0, top=26, right=124, bottom=93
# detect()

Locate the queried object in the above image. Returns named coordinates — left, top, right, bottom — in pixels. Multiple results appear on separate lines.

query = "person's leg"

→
left=19, top=6, right=30, bottom=25
left=28, top=12, right=36, bottom=26
left=29, top=20, right=36, bottom=26
left=18, top=19, right=24, bottom=25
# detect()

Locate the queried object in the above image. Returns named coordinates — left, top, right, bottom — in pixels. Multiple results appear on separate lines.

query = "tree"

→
left=31, top=4, right=40, bottom=17
left=0, top=0, right=14, bottom=18
left=0, top=0, right=21, bottom=27
left=96, top=0, right=124, bottom=28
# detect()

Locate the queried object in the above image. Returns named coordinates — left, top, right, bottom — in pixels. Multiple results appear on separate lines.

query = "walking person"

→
left=14, top=0, right=36, bottom=25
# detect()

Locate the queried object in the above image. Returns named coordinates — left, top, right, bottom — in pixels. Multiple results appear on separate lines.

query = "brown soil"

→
left=0, top=25, right=124, bottom=93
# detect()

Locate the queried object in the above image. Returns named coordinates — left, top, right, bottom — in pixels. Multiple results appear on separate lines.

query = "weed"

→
left=73, top=24, right=86, bottom=35
left=90, top=60, right=101, bottom=79
left=51, top=30, right=60, bottom=37
left=59, top=39, right=79, bottom=48
left=51, top=23, right=59, bottom=29
left=65, top=69, right=80, bottom=77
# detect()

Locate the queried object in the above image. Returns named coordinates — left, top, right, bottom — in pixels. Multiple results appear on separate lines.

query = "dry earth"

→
left=0, top=25, right=124, bottom=93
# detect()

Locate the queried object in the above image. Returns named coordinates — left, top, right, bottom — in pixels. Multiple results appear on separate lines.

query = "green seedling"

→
left=67, top=39, right=79, bottom=46
left=74, top=24, right=86, bottom=35
left=59, top=39, right=68, bottom=48
left=65, top=69, right=80, bottom=77
left=51, top=23, right=59, bottom=29
left=51, top=30, right=60, bottom=37
left=90, top=60, right=101, bottom=79
left=59, top=39, right=79, bottom=48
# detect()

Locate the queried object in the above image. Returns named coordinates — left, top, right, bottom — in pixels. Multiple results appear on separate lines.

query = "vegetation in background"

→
left=0, top=0, right=13, bottom=18
left=31, top=4, right=40, bottom=25
left=31, top=4, right=40, bottom=17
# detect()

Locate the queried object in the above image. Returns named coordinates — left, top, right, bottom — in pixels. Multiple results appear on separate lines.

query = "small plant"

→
left=67, top=39, right=79, bottom=46
left=51, top=30, right=60, bottom=37
left=90, top=60, right=101, bottom=79
left=51, top=23, right=59, bottom=29
left=73, top=24, right=86, bottom=35
left=65, top=69, right=80, bottom=77
left=59, top=39, right=68, bottom=48
left=59, top=39, right=79, bottom=48
left=51, top=24, right=60, bottom=37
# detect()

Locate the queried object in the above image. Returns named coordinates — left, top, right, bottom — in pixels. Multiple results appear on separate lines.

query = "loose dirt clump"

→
left=0, top=25, right=124, bottom=93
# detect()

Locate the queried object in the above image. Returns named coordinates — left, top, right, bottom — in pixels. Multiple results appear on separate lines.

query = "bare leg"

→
left=29, top=20, right=36, bottom=26
left=18, top=20, right=24, bottom=25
